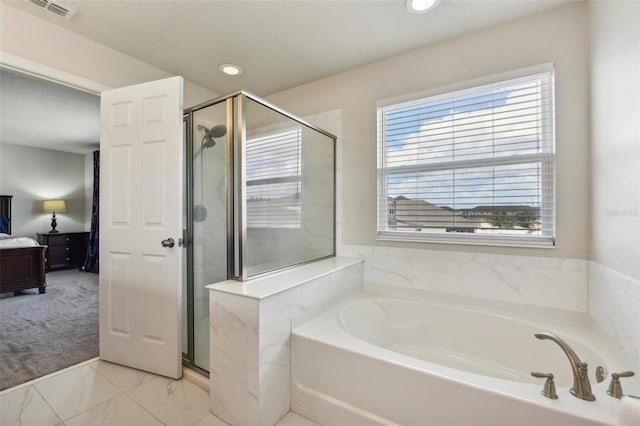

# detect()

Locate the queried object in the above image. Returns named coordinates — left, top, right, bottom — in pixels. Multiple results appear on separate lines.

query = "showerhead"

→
left=195, top=124, right=227, bottom=155
left=199, top=124, right=227, bottom=146
left=208, top=124, right=227, bottom=139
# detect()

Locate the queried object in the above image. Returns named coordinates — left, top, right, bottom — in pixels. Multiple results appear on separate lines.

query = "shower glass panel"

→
left=184, top=100, right=229, bottom=372
left=244, top=98, right=335, bottom=277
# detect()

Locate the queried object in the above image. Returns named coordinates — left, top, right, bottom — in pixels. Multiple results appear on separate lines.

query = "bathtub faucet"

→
left=535, top=332, right=596, bottom=401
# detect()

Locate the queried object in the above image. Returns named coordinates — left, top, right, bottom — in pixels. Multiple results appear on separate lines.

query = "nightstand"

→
left=36, top=232, right=89, bottom=272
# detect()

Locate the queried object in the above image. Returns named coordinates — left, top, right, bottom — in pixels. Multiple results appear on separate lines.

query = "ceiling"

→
left=1, top=0, right=574, bottom=153
left=0, top=68, right=100, bottom=154
left=5, top=0, right=575, bottom=97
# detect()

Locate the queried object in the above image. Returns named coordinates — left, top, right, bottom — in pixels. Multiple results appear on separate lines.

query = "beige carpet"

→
left=0, top=269, right=99, bottom=391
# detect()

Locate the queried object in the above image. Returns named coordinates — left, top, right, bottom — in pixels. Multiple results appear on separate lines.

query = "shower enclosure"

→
left=181, top=92, right=336, bottom=373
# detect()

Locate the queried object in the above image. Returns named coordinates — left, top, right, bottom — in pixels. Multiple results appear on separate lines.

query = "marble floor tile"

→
left=190, top=411, right=311, bottom=426
left=63, top=394, right=162, bottom=426
left=4, top=361, right=321, bottom=426
left=127, top=376, right=210, bottom=426
left=34, top=365, right=122, bottom=421
left=192, top=412, right=230, bottom=426
left=90, top=359, right=157, bottom=392
left=276, top=412, right=321, bottom=426
left=0, top=385, right=61, bottom=426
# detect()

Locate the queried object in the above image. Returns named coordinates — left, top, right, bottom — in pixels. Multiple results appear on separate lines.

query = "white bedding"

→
left=0, top=235, right=40, bottom=248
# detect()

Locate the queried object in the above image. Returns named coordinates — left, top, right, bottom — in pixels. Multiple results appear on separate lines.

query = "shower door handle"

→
left=161, top=238, right=175, bottom=248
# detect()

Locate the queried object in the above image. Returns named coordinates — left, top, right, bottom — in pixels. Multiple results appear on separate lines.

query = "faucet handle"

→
left=608, top=371, right=635, bottom=399
left=532, top=372, right=558, bottom=399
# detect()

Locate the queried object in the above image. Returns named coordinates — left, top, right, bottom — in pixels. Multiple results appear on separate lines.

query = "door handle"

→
left=161, top=238, right=175, bottom=248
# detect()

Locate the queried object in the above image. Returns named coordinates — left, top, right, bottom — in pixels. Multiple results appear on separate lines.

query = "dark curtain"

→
left=0, top=216, right=9, bottom=234
left=82, top=150, right=99, bottom=273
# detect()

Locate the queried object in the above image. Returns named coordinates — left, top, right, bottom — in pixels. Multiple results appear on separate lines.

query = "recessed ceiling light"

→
left=219, top=64, right=243, bottom=76
left=406, top=0, right=440, bottom=14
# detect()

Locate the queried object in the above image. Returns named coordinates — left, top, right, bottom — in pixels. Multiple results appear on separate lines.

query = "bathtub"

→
left=291, top=291, right=637, bottom=426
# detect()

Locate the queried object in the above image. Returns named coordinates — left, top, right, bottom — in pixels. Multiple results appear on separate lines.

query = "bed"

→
left=0, top=195, right=47, bottom=294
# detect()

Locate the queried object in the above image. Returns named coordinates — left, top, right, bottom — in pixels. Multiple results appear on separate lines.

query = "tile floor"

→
left=0, top=358, right=319, bottom=426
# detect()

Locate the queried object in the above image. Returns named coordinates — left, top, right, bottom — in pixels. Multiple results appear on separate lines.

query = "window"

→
left=377, top=67, right=555, bottom=247
left=246, top=128, right=302, bottom=228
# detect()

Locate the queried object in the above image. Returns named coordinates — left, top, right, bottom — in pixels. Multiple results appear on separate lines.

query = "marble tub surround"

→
left=363, top=282, right=589, bottom=324
left=209, top=291, right=259, bottom=426
left=208, top=257, right=363, bottom=426
left=589, top=262, right=640, bottom=375
left=339, top=244, right=588, bottom=311
left=207, top=256, right=362, bottom=300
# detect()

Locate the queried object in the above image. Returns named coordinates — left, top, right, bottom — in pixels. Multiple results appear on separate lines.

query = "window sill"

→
left=377, top=231, right=555, bottom=249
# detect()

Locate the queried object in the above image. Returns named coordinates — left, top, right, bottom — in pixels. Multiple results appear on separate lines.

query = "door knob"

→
left=161, top=238, right=175, bottom=248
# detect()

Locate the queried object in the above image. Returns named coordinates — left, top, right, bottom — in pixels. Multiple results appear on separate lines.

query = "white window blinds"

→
left=377, top=70, right=555, bottom=246
left=246, top=128, right=302, bottom=228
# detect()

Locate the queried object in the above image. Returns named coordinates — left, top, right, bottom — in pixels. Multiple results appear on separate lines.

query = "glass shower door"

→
left=184, top=99, right=229, bottom=372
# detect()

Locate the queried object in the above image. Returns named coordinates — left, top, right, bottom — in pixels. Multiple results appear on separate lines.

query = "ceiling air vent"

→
left=28, top=0, right=48, bottom=7
left=24, top=0, right=77, bottom=20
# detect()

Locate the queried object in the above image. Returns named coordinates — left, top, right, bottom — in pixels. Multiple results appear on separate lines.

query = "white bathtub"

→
left=292, top=291, right=637, bottom=426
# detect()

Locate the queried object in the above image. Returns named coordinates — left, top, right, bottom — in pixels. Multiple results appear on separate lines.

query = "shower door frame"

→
left=182, top=112, right=198, bottom=372
left=181, top=97, right=234, bottom=375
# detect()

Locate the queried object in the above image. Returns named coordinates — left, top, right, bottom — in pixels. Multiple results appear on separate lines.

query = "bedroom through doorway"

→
left=0, top=68, right=101, bottom=391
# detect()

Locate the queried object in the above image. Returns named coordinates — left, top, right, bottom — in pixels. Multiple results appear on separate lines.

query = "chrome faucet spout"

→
left=535, top=332, right=595, bottom=401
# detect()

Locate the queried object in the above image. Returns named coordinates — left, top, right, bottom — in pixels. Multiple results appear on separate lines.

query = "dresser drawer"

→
left=48, top=245, right=71, bottom=256
left=47, top=234, right=87, bottom=247
left=46, top=234, right=73, bottom=246
left=49, top=252, right=75, bottom=268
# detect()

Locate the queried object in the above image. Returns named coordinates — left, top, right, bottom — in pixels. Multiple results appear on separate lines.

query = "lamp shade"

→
left=43, top=199, right=67, bottom=213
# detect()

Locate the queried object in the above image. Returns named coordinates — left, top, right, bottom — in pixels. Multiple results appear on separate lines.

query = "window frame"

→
left=376, top=64, right=556, bottom=248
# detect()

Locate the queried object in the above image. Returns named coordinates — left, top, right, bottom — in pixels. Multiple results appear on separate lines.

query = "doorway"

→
left=0, top=67, right=101, bottom=390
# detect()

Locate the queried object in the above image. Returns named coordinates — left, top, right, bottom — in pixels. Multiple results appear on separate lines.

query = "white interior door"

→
left=99, top=76, right=184, bottom=378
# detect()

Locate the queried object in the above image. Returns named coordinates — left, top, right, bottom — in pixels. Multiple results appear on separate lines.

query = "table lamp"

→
left=43, top=199, right=66, bottom=233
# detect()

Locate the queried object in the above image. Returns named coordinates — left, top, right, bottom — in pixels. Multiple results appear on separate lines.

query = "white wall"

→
left=267, top=2, right=590, bottom=260
left=0, top=143, right=88, bottom=237
left=0, top=3, right=216, bottom=107
left=589, top=0, right=640, bottom=282
left=588, top=0, right=640, bottom=374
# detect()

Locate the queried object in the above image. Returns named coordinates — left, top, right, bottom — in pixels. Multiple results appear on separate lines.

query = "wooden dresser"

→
left=36, top=232, right=89, bottom=272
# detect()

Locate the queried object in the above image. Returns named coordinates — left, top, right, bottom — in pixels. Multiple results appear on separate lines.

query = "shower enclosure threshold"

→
left=183, top=366, right=209, bottom=392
